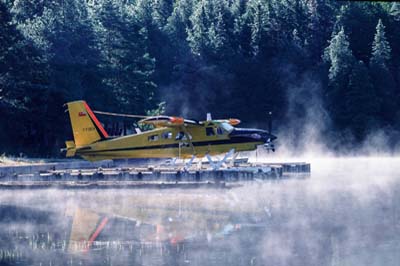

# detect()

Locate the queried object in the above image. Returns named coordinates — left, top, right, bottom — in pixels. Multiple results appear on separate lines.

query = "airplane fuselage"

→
left=76, top=125, right=269, bottom=161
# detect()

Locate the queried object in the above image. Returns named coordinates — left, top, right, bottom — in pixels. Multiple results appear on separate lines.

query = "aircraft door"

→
left=176, top=131, right=194, bottom=158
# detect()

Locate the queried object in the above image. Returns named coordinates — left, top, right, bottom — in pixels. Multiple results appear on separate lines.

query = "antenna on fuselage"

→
left=206, top=113, right=212, bottom=121
left=266, top=111, right=275, bottom=152
left=268, top=111, right=273, bottom=134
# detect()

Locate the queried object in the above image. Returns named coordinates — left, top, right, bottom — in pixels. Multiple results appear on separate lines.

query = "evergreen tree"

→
left=0, top=1, right=49, bottom=109
left=324, top=27, right=354, bottom=80
left=0, top=1, right=19, bottom=106
left=98, top=0, right=157, bottom=114
left=207, top=11, right=227, bottom=55
left=1, top=0, right=400, bottom=155
left=0, top=1, right=66, bottom=156
left=165, top=0, right=193, bottom=43
left=249, top=0, right=262, bottom=56
left=245, top=0, right=270, bottom=56
left=390, top=2, right=400, bottom=21
left=187, top=1, right=208, bottom=56
left=231, top=0, right=252, bottom=56
left=332, top=5, right=349, bottom=35
left=370, top=19, right=391, bottom=68
left=345, top=60, right=379, bottom=140
left=152, top=0, right=174, bottom=29
left=323, top=27, right=355, bottom=129
left=370, top=19, right=396, bottom=124
left=306, top=0, right=335, bottom=61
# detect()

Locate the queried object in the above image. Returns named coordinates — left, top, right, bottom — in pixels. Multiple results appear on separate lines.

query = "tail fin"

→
left=66, top=101, right=108, bottom=147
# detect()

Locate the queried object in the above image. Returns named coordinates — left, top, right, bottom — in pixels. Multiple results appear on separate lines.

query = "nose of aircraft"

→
left=229, top=128, right=277, bottom=144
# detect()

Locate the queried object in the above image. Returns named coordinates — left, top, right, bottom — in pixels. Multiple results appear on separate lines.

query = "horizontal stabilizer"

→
left=65, top=141, right=76, bottom=157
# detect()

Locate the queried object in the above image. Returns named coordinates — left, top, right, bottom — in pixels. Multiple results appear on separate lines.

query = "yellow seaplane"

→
left=63, top=100, right=276, bottom=162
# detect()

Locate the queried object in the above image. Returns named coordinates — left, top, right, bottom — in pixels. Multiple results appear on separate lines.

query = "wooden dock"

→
left=0, top=160, right=310, bottom=189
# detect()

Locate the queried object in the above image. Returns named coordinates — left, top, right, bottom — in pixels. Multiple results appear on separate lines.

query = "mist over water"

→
left=0, top=157, right=399, bottom=265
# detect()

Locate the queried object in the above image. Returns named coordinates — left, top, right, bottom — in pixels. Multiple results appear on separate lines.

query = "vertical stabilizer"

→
left=66, top=101, right=108, bottom=147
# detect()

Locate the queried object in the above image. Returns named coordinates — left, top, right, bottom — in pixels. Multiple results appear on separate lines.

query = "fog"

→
left=0, top=157, right=400, bottom=265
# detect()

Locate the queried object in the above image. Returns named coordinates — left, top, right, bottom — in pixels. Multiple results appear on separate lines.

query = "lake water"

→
left=0, top=157, right=399, bottom=266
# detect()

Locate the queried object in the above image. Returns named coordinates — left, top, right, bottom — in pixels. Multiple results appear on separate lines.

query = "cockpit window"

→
left=220, top=122, right=234, bottom=133
left=206, top=127, right=215, bottom=136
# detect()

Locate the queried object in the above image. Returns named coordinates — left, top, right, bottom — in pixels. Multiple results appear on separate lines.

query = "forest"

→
left=0, top=0, right=399, bottom=157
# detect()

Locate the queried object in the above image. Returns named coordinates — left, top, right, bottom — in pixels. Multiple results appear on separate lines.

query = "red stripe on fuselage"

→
left=83, top=102, right=109, bottom=138
left=83, top=216, right=109, bottom=253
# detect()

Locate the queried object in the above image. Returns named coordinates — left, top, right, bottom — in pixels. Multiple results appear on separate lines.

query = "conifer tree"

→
left=207, top=11, right=226, bottom=53
left=370, top=19, right=396, bottom=124
left=165, top=0, right=193, bottom=42
left=390, top=3, right=400, bottom=21
left=98, top=0, right=156, bottom=113
left=370, top=19, right=391, bottom=68
left=346, top=60, right=379, bottom=140
left=306, top=0, right=334, bottom=60
left=323, top=27, right=355, bottom=129
left=0, top=2, right=49, bottom=108
left=231, top=0, right=251, bottom=56
left=187, top=1, right=208, bottom=56
left=324, top=27, right=354, bottom=80
left=0, top=2, right=19, bottom=106
left=245, top=0, right=269, bottom=56
left=0, top=2, right=65, bottom=155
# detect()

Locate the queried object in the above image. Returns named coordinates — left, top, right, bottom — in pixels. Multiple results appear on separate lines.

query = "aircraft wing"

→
left=139, top=116, right=201, bottom=128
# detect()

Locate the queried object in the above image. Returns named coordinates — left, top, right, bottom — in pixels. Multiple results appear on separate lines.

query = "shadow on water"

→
left=0, top=158, right=400, bottom=266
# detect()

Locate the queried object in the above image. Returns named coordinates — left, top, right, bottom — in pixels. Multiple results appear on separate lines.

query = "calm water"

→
left=0, top=157, right=399, bottom=266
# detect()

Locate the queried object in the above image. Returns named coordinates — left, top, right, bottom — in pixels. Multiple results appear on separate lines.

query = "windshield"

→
left=220, top=122, right=234, bottom=133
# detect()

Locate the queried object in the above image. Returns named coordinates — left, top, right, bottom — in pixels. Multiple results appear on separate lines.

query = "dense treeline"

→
left=0, top=0, right=399, bottom=156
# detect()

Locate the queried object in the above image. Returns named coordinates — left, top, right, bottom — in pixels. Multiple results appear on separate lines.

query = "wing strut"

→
left=206, top=148, right=235, bottom=171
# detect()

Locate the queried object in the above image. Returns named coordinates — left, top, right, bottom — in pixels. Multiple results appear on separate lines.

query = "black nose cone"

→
left=229, top=128, right=277, bottom=143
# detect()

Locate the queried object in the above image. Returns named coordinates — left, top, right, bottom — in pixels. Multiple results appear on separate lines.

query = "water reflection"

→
left=0, top=158, right=400, bottom=266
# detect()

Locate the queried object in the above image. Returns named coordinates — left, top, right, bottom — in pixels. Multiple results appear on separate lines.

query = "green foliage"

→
left=324, top=27, right=354, bottom=81
left=371, top=19, right=391, bottom=68
left=369, top=19, right=396, bottom=125
left=0, top=1, right=67, bottom=156
left=186, top=1, right=208, bottom=56
left=96, top=0, right=157, bottom=114
left=390, top=3, right=400, bottom=21
left=1, top=0, right=400, bottom=155
left=323, top=27, right=355, bottom=131
left=346, top=60, right=379, bottom=140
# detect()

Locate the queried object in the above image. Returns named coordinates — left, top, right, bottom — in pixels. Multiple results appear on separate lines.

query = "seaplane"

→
left=63, top=101, right=276, bottom=166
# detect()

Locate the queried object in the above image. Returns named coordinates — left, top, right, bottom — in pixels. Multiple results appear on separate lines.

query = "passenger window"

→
left=162, top=131, right=172, bottom=139
left=206, top=127, right=215, bottom=136
left=217, top=127, right=224, bottom=135
left=148, top=135, right=159, bottom=142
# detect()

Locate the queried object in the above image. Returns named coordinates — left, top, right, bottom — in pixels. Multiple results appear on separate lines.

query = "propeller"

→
left=264, top=111, right=275, bottom=152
